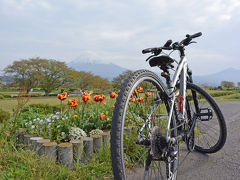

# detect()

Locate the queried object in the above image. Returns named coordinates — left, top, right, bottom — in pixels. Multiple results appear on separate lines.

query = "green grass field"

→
left=0, top=95, right=84, bottom=113
left=0, top=96, right=59, bottom=113
left=0, top=89, right=239, bottom=113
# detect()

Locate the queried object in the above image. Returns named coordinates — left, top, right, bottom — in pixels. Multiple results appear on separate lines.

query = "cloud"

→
left=0, top=0, right=52, bottom=15
left=0, top=0, right=239, bottom=74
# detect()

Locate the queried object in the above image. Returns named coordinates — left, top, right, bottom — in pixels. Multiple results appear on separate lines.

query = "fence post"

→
left=16, top=129, right=25, bottom=144
left=42, top=142, right=57, bottom=161
left=102, top=132, right=110, bottom=145
left=82, top=137, right=93, bottom=162
left=36, top=139, right=50, bottom=156
left=29, top=137, right=43, bottom=150
left=70, top=139, right=83, bottom=164
left=57, top=143, right=73, bottom=168
left=23, top=134, right=34, bottom=147
left=92, top=135, right=103, bottom=152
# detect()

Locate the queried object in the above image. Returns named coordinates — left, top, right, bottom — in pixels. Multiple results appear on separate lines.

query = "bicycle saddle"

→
left=149, top=55, right=174, bottom=67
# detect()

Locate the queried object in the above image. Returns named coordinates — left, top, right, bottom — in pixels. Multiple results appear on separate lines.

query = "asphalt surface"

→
left=177, top=101, right=240, bottom=180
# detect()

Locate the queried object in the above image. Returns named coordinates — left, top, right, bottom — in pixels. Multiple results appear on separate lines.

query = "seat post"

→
left=160, top=66, right=172, bottom=88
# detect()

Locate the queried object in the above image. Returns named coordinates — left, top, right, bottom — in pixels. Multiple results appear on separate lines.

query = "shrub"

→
left=0, top=109, right=11, bottom=123
left=48, top=93, right=58, bottom=96
left=4, top=94, right=11, bottom=98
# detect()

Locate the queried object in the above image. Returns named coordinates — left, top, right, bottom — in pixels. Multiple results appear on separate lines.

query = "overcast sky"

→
left=0, top=0, right=239, bottom=75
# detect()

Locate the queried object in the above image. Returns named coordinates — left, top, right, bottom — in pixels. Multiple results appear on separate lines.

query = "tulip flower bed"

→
left=1, top=85, right=161, bottom=178
left=16, top=91, right=118, bottom=143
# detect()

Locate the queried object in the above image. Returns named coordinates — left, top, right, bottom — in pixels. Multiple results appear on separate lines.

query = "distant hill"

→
left=193, top=68, right=240, bottom=86
left=68, top=61, right=128, bottom=80
left=68, top=61, right=240, bottom=86
left=68, top=60, right=240, bottom=86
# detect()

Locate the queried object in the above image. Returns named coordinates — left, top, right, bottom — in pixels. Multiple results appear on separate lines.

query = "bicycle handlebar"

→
left=163, top=40, right=172, bottom=47
left=180, top=32, right=202, bottom=46
left=142, top=32, right=202, bottom=54
left=142, top=39, right=172, bottom=54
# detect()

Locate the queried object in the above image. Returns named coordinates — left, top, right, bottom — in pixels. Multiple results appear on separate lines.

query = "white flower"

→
left=69, top=127, right=87, bottom=140
left=61, top=132, right=65, bottom=136
left=89, top=129, right=103, bottom=136
left=37, top=118, right=40, bottom=121
left=57, top=125, right=60, bottom=128
left=31, top=125, right=35, bottom=129
left=39, top=120, right=44, bottom=124
left=56, top=112, right=60, bottom=115
left=29, top=121, right=32, bottom=125
left=62, top=118, right=65, bottom=121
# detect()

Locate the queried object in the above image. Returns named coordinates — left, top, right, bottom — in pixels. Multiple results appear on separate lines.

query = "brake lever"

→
left=189, top=41, right=197, bottom=44
left=146, top=55, right=155, bottom=61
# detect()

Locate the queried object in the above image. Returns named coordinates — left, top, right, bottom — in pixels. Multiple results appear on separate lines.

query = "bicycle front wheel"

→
left=111, top=69, right=178, bottom=180
left=185, top=83, right=227, bottom=153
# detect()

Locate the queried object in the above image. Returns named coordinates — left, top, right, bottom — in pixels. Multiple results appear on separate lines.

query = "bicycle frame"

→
left=166, top=55, right=188, bottom=142
left=137, top=55, right=189, bottom=143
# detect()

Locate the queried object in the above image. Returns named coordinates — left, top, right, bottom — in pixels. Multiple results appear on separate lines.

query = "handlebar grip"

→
left=191, top=32, right=202, bottom=38
left=142, top=48, right=152, bottom=54
left=163, top=40, right=172, bottom=47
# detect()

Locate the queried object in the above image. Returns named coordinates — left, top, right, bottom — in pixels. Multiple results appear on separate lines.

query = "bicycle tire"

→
left=111, top=69, right=178, bottom=180
left=185, top=83, right=227, bottom=153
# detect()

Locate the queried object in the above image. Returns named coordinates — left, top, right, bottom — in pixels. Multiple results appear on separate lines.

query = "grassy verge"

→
left=214, top=93, right=240, bottom=101
left=0, top=135, right=112, bottom=179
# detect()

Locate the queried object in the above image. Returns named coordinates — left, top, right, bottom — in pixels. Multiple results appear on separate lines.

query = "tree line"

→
left=2, top=57, right=239, bottom=95
left=221, top=81, right=240, bottom=88
left=3, top=58, right=113, bottom=95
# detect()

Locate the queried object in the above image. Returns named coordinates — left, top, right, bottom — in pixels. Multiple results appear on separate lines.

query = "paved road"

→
left=177, top=101, right=240, bottom=180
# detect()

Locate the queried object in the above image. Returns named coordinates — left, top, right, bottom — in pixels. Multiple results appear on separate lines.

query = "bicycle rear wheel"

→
left=185, top=83, right=227, bottom=153
left=111, top=69, right=178, bottom=180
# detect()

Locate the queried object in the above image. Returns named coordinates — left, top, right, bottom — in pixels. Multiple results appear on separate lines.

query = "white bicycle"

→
left=110, top=32, right=227, bottom=180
